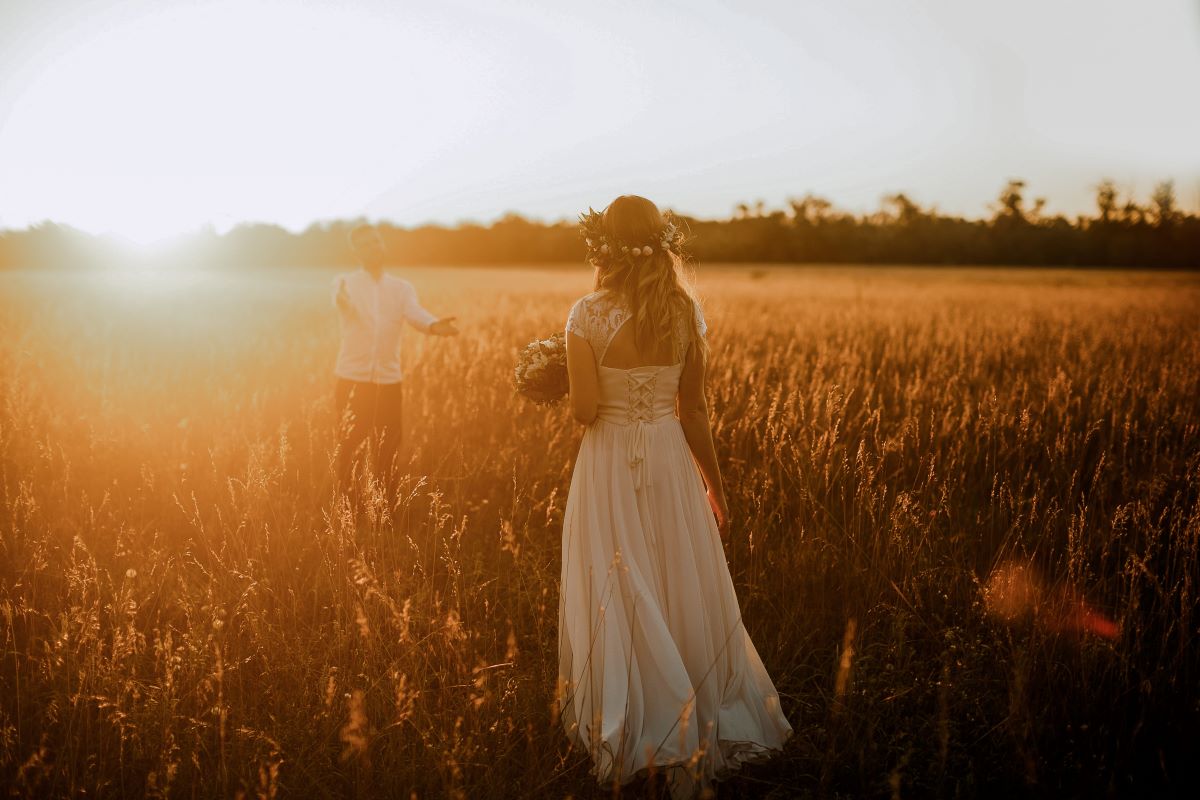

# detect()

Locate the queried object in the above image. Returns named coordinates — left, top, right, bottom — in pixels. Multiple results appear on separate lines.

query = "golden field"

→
left=1, top=264, right=1198, bottom=798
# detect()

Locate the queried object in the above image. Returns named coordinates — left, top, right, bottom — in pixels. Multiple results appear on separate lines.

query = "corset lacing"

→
left=626, top=372, right=658, bottom=489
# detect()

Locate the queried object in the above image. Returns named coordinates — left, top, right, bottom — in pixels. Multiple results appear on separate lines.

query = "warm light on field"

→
left=0, top=264, right=1196, bottom=795
left=96, top=264, right=214, bottom=295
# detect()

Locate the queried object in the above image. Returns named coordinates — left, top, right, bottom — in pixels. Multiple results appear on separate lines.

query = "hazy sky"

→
left=1, top=0, right=1198, bottom=242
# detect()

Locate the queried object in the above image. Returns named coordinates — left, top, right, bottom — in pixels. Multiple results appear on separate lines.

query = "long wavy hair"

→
left=591, top=195, right=705, bottom=361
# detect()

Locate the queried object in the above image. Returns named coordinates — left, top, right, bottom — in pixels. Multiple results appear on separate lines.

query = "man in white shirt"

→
left=332, top=224, right=458, bottom=491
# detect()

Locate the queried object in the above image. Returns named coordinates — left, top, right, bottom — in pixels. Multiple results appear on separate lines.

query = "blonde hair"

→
left=591, top=195, right=705, bottom=360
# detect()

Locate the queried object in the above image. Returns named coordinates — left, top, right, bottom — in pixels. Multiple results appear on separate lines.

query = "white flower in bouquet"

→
left=514, top=332, right=569, bottom=405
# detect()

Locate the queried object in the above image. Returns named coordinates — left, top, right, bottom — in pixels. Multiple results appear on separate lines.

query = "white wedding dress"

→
left=558, top=290, right=792, bottom=794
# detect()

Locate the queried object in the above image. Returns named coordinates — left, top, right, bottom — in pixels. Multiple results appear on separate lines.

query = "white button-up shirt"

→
left=331, top=268, right=439, bottom=384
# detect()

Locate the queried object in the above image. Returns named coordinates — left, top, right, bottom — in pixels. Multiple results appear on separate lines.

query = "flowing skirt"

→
left=558, top=415, right=792, bottom=791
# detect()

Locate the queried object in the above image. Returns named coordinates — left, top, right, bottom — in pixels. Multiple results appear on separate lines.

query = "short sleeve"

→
left=565, top=296, right=588, bottom=339
left=692, top=298, right=707, bottom=339
left=671, top=297, right=707, bottom=362
left=566, top=291, right=627, bottom=362
left=680, top=297, right=706, bottom=343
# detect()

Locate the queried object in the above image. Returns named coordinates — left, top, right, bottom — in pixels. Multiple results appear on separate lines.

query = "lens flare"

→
left=984, top=561, right=1118, bottom=639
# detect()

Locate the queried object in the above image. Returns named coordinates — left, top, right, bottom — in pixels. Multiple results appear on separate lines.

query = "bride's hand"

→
left=707, top=489, right=730, bottom=537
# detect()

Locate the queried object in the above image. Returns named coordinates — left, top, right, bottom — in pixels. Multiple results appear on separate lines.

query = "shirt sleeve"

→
left=332, top=273, right=354, bottom=318
left=330, top=274, right=343, bottom=308
left=401, top=280, right=438, bottom=332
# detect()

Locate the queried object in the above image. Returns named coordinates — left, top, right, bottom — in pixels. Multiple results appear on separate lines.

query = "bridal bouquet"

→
left=514, top=332, right=569, bottom=405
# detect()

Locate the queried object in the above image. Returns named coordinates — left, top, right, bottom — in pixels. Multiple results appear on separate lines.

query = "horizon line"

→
left=3, top=176, right=1197, bottom=244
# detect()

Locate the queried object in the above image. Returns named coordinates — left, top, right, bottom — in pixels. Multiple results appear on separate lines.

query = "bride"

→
left=557, top=195, right=792, bottom=795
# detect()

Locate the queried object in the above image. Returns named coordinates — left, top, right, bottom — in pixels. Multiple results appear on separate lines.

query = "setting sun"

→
left=1, top=0, right=511, bottom=241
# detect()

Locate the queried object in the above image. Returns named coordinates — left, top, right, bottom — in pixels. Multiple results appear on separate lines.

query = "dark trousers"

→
left=335, top=378, right=403, bottom=491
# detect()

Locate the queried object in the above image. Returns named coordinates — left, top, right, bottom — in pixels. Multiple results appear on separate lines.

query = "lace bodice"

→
left=566, top=292, right=708, bottom=487
left=565, top=290, right=706, bottom=366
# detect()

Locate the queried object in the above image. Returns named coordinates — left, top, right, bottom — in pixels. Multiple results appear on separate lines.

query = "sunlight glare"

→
left=95, top=262, right=216, bottom=298
left=0, top=0, right=503, bottom=241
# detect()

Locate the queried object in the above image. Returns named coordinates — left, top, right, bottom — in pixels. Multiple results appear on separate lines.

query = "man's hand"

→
left=429, top=317, right=459, bottom=337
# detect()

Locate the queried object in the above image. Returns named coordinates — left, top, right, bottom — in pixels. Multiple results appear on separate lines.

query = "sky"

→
left=1, top=0, right=1198, bottom=243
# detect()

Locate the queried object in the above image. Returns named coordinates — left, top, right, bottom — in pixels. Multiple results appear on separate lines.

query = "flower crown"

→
left=578, top=208, right=687, bottom=262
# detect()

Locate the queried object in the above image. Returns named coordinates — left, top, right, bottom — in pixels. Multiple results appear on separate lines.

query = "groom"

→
left=332, top=224, right=458, bottom=491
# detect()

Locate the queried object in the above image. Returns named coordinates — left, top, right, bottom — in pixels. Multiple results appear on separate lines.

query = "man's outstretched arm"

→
left=403, top=283, right=458, bottom=336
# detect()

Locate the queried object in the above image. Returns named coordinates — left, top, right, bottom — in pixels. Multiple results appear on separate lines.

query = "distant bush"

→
left=2, top=178, right=1197, bottom=269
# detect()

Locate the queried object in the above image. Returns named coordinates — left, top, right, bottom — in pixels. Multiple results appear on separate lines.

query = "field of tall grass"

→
left=1, top=264, right=1198, bottom=798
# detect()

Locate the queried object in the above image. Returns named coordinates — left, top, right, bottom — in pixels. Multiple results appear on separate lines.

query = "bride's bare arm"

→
left=566, top=332, right=598, bottom=425
left=677, top=343, right=729, bottom=532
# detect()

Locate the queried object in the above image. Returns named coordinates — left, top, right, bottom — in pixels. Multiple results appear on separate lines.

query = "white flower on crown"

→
left=660, top=221, right=678, bottom=252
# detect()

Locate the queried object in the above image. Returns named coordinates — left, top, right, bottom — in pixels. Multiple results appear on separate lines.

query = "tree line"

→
left=1, top=179, right=1196, bottom=269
